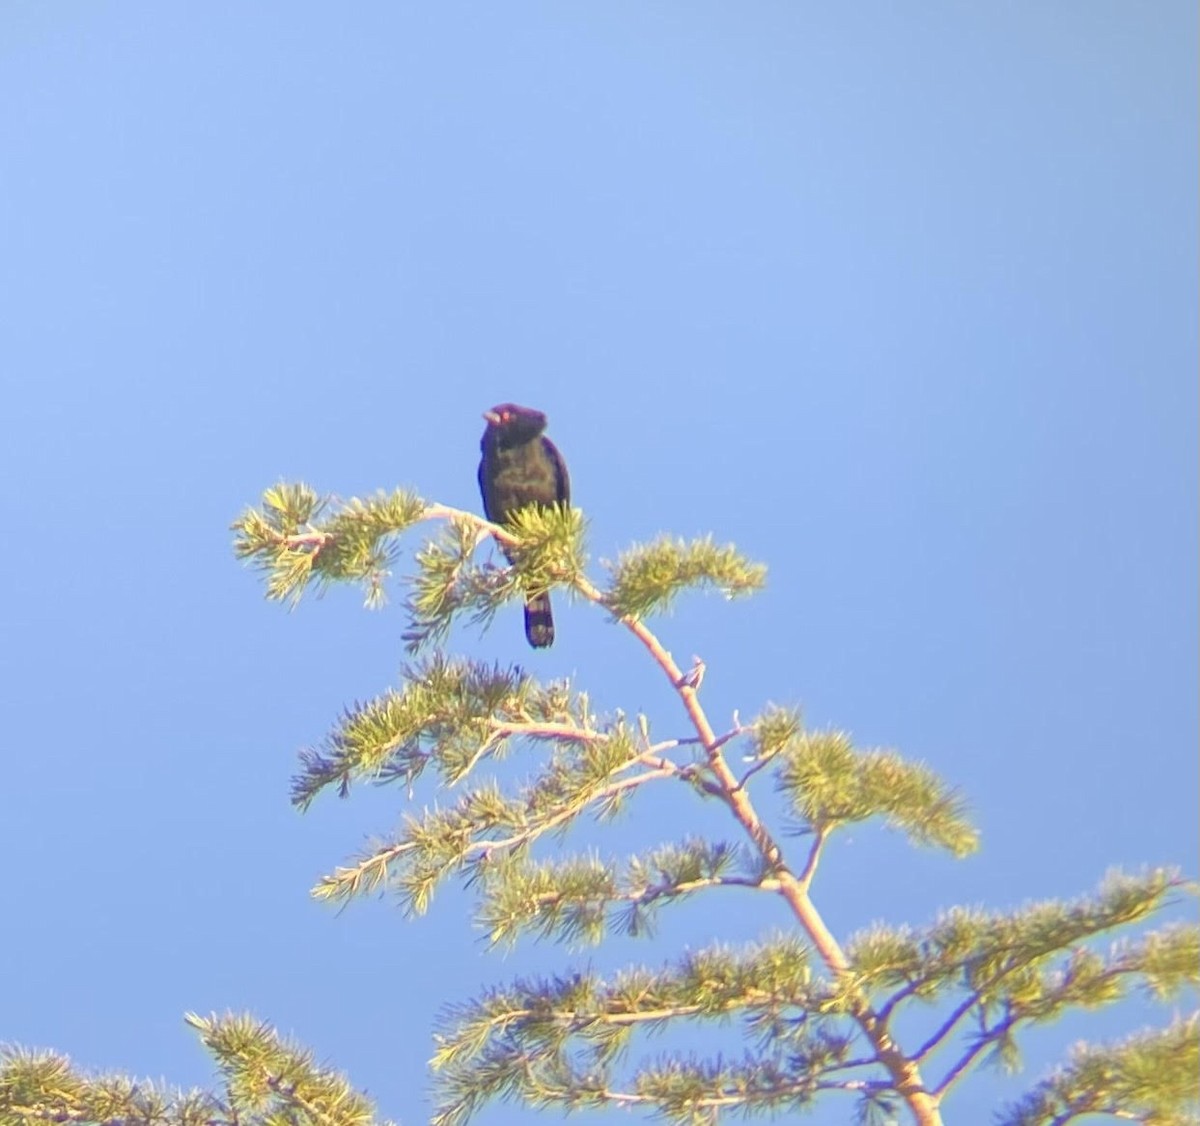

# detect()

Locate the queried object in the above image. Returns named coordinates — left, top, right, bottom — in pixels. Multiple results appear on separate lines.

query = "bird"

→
left=478, top=403, right=570, bottom=648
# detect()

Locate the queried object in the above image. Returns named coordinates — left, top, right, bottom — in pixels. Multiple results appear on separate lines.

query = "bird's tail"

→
left=524, top=592, right=555, bottom=648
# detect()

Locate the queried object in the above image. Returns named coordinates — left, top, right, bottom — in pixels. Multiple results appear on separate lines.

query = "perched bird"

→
left=478, top=403, right=570, bottom=648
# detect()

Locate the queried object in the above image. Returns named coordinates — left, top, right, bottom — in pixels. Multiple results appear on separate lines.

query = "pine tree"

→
left=227, top=483, right=1197, bottom=1126
left=3, top=483, right=1194, bottom=1126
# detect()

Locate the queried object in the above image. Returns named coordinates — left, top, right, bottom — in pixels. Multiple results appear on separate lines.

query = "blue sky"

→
left=1, top=4, right=1195, bottom=1123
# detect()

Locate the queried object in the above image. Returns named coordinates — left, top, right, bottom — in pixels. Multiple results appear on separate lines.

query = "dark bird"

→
left=478, top=403, right=570, bottom=648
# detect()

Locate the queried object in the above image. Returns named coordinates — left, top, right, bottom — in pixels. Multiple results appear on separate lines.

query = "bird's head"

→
left=482, top=403, right=548, bottom=443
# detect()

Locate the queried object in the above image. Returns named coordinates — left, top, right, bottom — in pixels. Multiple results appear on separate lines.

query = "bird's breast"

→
left=485, top=442, right=560, bottom=519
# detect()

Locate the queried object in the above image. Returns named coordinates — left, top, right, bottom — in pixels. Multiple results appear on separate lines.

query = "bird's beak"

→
left=482, top=411, right=501, bottom=425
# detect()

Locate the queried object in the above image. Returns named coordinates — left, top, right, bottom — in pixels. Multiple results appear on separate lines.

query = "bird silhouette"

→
left=478, top=403, right=570, bottom=648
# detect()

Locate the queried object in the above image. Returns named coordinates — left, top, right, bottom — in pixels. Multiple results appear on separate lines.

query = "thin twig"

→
left=280, top=531, right=332, bottom=550
left=735, top=750, right=778, bottom=791
left=320, top=764, right=678, bottom=901
left=636, top=874, right=776, bottom=902
left=591, top=1076, right=890, bottom=1114
left=933, top=1011, right=1017, bottom=1099
left=485, top=719, right=608, bottom=743
left=910, top=990, right=983, bottom=1063
left=796, top=827, right=829, bottom=892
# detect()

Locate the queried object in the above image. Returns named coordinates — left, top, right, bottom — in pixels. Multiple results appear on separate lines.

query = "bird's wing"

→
left=542, top=436, right=570, bottom=505
left=477, top=453, right=496, bottom=522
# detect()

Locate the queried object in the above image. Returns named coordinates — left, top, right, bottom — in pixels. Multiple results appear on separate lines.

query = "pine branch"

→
left=0, top=1015, right=386, bottom=1126
left=185, top=1012, right=378, bottom=1126
left=997, top=1014, right=1200, bottom=1126
left=431, top=939, right=868, bottom=1124
left=828, top=878, right=1199, bottom=1103
left=232, top=483, right=428, bottom=607
left=434, top=938, right=820, bottom=1059
left=0, top=1046, right=211, bottom=1126
left=475, top=838, right=764, bottom=947
left=774, top=729, right=978, bottom=856
left=290, top=657, right=585, bottom=808
left=312, top=762, right=676, bottom=912
left=934, top=919, right=1199, bottom=1099
left=231, top=484, right=1191, bottom=1126
left=603, top=535, right=767, bottom=619
left=858, top=870, right=1191, bottom=1016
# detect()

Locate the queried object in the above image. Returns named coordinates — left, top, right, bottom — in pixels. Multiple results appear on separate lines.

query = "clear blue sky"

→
left=1, top=5, right=1195, bottom=1123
